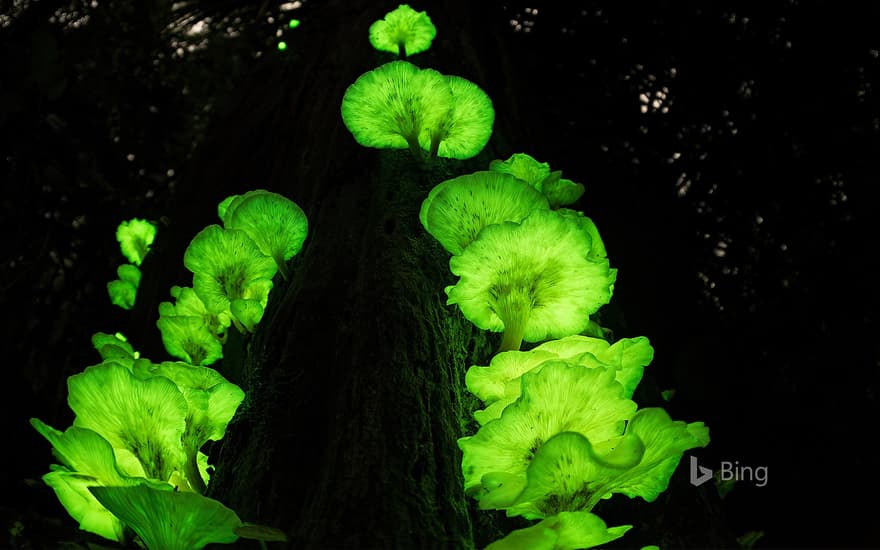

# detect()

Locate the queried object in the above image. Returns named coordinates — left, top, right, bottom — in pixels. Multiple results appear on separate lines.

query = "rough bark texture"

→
left=137, top=2, right=512, bottom=548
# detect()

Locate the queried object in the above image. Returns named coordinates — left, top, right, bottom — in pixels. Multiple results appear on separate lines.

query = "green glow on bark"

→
left=116, top=218, right=157, bottom=266
left=446, top=209, right=616, bottom=352
left=369, top=4, right=436, bottom=57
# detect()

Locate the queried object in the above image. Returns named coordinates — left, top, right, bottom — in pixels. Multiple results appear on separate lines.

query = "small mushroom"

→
left=107, top=263, right=142, bottom=310
left=485, top=511, right=631, bottom=550
left=341, top=60, right=453, bottom=157
left=368, top=4, right=436, bottom=58
left=420, top=170, right=549, bottom=256
left=446, top=209, right=616, bottom=352
left=115, top=218, right=157, bottom=266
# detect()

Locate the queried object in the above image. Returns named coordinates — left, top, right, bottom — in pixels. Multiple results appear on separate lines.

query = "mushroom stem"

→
left=405, top=134, right=424, bottom=159
left=428, top=132, right=441, bottom=159
left=398, top=41, right=407, bottom=58
left=493, top=288, right=532, bottom=353
left=185, top=451, right=207, bottom=494
left=273, top=253, right=290, bottom=281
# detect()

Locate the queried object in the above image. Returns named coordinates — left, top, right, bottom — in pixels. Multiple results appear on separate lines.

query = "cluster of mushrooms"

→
left=340, top=5, right=711, bottom=549
left=30, top=189, right=303, bottom=548
left=107, top=218, right=156, bottom=310
left=423, top=155, right=710, bottom=549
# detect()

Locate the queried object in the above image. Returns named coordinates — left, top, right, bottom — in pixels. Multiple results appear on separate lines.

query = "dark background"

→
left=2, top=0, right=878, bottom=549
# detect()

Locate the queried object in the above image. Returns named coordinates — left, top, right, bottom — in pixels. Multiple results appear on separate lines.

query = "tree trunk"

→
left=139, top=1, right=513, bottom=548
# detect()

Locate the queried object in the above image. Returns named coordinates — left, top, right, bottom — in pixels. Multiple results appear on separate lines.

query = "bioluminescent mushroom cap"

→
left=419, top=75, right=495, bottom=159
left=446, top=209, right=617, bottom=352
left=369, top=4, right=436, bottom=57
left=539, top=170, right=586, bottom=208
left=156, top=316, right=223, bottom=366
left=341, top=60, right=453, bottom=156
left=90, top=483, right=241, bottom=550
left=468, top=336, right=654, bottom=424
left=419, top=171, right=549, bottom=256
left=116, top=218, right=157, bottom=266
left=108, top=263, right=142, bottom=310
left=459, top=362, right=636, bottom=506
left=485, top=511, right=631, bottom=550
left=183, top=225, right=277, bottom=328
left=68, top=362, right=188, bottom=483
left=92, top=331, right=140, bottom=362
left=30, top=419, right=138, bottom=542
left=131, top=360, right=245, bottom=492
left=489, top=153, right=551, bottom=190
left=224, top=190, right=308, bottom=280
left=509, top=409, right=709, bottom=518
left=161, top=286, right=232, bottom=338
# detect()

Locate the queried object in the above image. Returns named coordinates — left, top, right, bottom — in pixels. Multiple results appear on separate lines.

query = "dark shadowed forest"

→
left=2, top=1, right=878, bottom=549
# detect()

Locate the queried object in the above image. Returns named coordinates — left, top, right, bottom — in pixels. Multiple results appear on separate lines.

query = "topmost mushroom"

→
left=369, top=4, right=437, bottom=58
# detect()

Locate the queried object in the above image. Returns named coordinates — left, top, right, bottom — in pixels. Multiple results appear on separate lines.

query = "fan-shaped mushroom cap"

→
left=369, top=4, right=436, bottom=57
left=183, top=225, right=277, bottom=327
left=485, top=511, right=631, bottom=550
left=446, top=209, right=616, bottom=351
left=90, top=483, right=242, bottom=550
left=107, top=263, right=142, bottom=310
left=116, top=218, right=157, bottom=266
left=420, top=171, right=549, bottom=255
left=420, top=75, right=495, bottom=159
left=489, top=153, right=551, bottom=189
left=223, top=190, right=308, bottom=279
left=539, top=170, right=586, bottom=208
left=341, top=60, right=453, bottom=155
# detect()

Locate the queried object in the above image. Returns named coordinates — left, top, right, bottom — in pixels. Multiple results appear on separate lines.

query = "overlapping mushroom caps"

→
left=485, top=511, right=631, bottom=550
left=183, top=225, right=277, bottom=333
left=368, top=4, right=436, bottom=57
left=157, top=286, right=230, bottom=366
left=221, top=189, right=308, bottom=280
left=341, top=61, right=494, bottom=160
left=490, top=153, right=586, bottom=208
left=459, top=361, right=710, bottom=525
left=466, top=335, right=654, bottom=425
left=419, top=171, right=549, bottom=255
left=445, top=209, right=617, bottom=352
left=341, top=60, right=452, bottom=156
left=107, top=263, right=142, bottom=310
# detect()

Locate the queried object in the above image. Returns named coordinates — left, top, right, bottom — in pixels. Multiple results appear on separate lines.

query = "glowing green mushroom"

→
left=489, top=153, right=551, bottom=189
left=183, top=224, right=277, bottom=333
left=490, top=154, right=586, bottom=208
left=108, top=263, right=141, bottom=310
left=90, top=483, right=241, bottom=550
left=30, top=419, right=141, bottom=542
left=419, top=171, right=549, bottom=256
left=509, top=409, right=709, bottom=517
left=159, top=285, right=231, bottom=339
left=485, top=511, right=631, bottom=550
left=419, top=75, right=495, bottom=159
left=67, top=362, right=189, bottom=483
left=92, top=331, right=140, bottom=362
left=341, top=60, right=453, bottom=157
left=459, top=362, right=636, bottom=511
left=116, top=218, right=157, bottom=266
left=369, top=4, right=436, bottom=57
left=467, top=336, right=654, bottom=425
left=131, top=360, right=245, bottom=493
left=446, top=209, right=616, bottom=352
left=223, top=190, right=308, bottom=280
left=156, top=316, right=224, bottom=366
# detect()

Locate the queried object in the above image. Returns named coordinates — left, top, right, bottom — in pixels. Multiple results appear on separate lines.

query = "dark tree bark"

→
left=133, top=2, right=516, bottom=548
